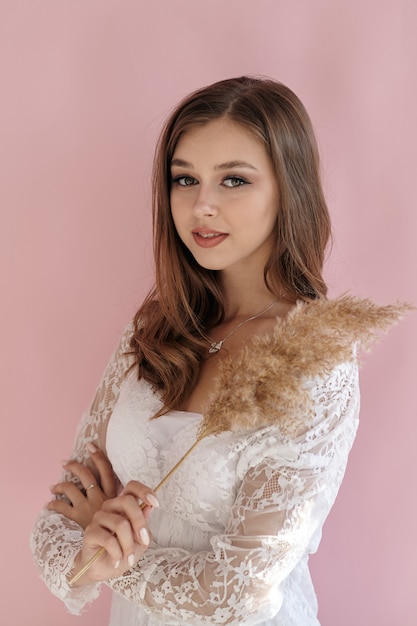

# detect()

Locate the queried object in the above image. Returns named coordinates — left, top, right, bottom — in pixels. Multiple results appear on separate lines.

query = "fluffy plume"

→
left=201, top=297, right=412, bottom=438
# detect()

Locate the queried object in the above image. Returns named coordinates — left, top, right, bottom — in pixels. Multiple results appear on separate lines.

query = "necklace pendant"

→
left=208, top=340, right=224, bottom=354
left=207, top=301, right=278, bottom=355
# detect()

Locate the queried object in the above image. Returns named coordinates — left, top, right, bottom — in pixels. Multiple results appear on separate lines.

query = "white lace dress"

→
left=30, top=322, right=360, bottom=625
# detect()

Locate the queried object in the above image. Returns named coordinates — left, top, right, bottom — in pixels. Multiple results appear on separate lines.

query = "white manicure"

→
left=146, top=494, right=160, bottom=507
left=127, top=554, right=135, bottom=568
left=86, top=442, right=98, bottom=455
left=140, top=527, right=150, bottom=545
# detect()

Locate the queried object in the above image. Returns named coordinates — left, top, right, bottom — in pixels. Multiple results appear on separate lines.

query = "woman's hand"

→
left=47, top=443, right=118, bottom=529
left=69, top=481, right=159, bottom=586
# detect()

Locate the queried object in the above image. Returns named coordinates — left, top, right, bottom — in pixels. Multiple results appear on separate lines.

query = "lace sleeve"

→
left=30, top=322, right=135, bottom=615
left=108, top=360, right=359, bottom=625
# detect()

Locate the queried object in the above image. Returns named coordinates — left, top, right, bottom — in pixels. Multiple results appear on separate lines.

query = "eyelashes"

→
left=171, top=175, right=250, bottom=188
left=222, top=176, right=249, bottom=188
left=171, top=175, right=198, bottom=187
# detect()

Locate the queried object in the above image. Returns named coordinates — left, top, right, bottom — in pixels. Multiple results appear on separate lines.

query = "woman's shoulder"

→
left=102, top=319, right=135, bottom=359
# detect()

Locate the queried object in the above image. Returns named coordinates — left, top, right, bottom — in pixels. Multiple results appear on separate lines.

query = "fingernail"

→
left=146, top=494, right=159, bottom=507
left=114, top=560, right=120, bottom=569
left=139, top=527, right=150, bottom=546
left=61, top=460, right=69, bottom=466
left=127, top=554, right=135, bottom=568
left=49, top=485, right=55, bottom=492
left=86, top=442, right=98, bottom=455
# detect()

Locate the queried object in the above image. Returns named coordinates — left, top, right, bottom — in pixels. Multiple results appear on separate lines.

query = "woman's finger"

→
left=75, top=513, right=150, bottom=584
left=71, top=497, right=154, bottom=584
left=84, top=516, right=124, bottom=565
left=88, top=509, right=145, bottom=565
left=49, top=480, right=91, bottom=506
left=47, top=497, right=76, bottom=519
left=62, top=460, right=102, bottom=497
left=121, top=480, right=160, bottom=509
left=47, top=480, right=95, bottom=528
left=102, top=494, right=151, bottom=547
left=48, top=478, right=106, bottom=529
left=86, top=443, right=118, bottom=498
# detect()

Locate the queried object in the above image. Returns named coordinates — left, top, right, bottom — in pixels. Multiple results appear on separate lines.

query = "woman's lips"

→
left=192, top=230, right=228, bottom=248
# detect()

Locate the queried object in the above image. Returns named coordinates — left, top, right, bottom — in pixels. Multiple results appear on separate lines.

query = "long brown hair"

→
left=130, top=76, right=332, bottom=414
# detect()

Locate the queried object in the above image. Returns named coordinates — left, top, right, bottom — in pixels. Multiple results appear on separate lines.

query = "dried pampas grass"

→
left=201, top=297, right=412, bottom=438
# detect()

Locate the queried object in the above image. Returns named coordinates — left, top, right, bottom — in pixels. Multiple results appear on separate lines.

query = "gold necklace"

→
left=208, top=302, right=278, bottom=354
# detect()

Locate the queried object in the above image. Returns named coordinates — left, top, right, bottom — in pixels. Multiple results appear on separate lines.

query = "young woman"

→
left=30, top=76, right=405, bottom=625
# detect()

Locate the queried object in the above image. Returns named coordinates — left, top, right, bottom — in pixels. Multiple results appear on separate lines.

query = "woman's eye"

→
left=223, top=176, right=248, bottom=188
left=172, top=176, right=197, bottom=187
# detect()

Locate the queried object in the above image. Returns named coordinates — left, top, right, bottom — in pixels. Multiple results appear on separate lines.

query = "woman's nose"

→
left=192, top=185, right=218, bottom=217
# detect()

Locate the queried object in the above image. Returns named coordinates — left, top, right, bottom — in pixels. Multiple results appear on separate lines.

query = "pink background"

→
left=1, top=1, right=416, bottom=624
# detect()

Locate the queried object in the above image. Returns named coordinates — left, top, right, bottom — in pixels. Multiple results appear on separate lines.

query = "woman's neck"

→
left=219, top=270, right=282, bottom=320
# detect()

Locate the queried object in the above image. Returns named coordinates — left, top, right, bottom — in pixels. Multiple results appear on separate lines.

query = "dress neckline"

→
left=167, top=409, right=203, bottom=418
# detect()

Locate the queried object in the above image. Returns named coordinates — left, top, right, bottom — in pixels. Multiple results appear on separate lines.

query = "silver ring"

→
left=86, top=483, right=97, bottom=491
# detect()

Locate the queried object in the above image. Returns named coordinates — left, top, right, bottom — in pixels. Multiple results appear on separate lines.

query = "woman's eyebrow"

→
left=171, top=158, right=193, bottom=168
left=215, top=160, right=258, bottom=171
left=170, top=158, right=258, bottom=171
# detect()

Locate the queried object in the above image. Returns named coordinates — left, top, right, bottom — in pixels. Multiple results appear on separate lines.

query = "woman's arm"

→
left=29, top=322, right=135, bottom=615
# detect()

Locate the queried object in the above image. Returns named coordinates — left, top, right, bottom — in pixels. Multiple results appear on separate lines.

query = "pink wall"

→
left=1, top=1, right=416, bottom=624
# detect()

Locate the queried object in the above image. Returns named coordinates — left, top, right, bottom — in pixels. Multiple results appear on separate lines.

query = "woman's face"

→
left=170, top=118, right=278, bottom=278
